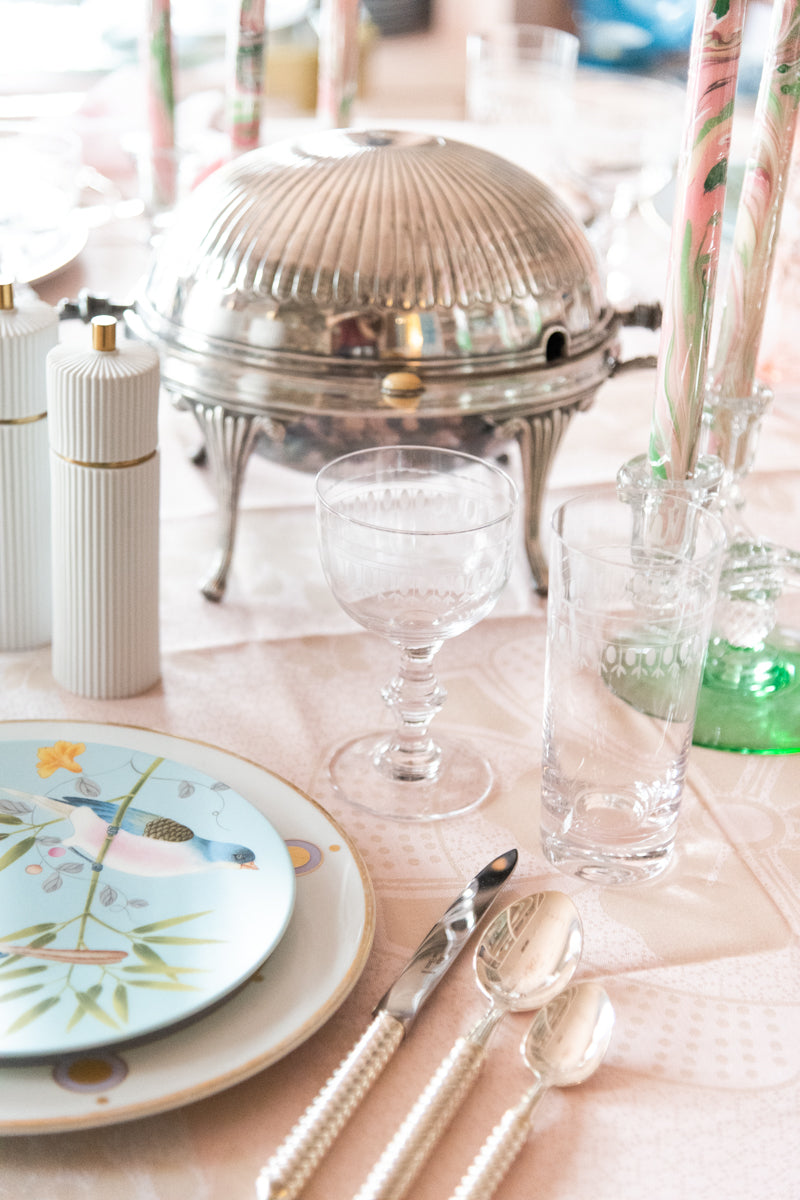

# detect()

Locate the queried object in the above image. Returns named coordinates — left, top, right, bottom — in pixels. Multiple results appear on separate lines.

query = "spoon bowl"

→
left=523, top=980, right=615, bottom=1087
left=474, top=890, right=584, bottom=1014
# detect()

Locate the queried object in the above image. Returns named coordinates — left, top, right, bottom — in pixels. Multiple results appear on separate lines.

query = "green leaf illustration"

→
left=131, top=941, right=167, bottom=964
left=6, top=994, right=60, bottom=1033
left=131, top=911, right=212, bottom=934
left=0, top=964, right=48, bottom=980
left=0, top=837, right=36, bottom=872
left=26, top=932, right=58, bottom=948
left=0, top=922, right=56, bottom=942
left=122, top=964, right=207, bottom=975
left=0, top=984, right=44, bottom=1003
left=74, top=990, right=119, bottom=1030
left=125, top=979, right=201, bottom=992
left=112, top=983, right=129, bottom=1023
left=65, top=1003, right=87, bottom=1032
left=0, top=814, right=23, bottom=826
left=141, top=935, right=224, bottom=946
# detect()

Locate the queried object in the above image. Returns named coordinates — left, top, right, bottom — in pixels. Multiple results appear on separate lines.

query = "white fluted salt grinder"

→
left=47, top=316, right=161, bottom=697
left=0, top=280, right=59, bottom=650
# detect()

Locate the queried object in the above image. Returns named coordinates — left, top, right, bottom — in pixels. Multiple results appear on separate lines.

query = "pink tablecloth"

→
left=0, top=196, right=799, bottom=1200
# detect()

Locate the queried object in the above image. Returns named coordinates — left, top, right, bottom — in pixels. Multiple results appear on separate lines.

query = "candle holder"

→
left=691, top=384, right=800, bottom=752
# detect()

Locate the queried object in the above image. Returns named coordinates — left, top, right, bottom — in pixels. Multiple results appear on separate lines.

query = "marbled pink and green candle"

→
left=316, top=0, right=360, bottom=128
left=228, top=0, right=267, bottom=155
left=649, top=0, right=746, bottom=480
left=146, top=0, right=176, bottom=208
left=712, top=0, right=800, bottom=400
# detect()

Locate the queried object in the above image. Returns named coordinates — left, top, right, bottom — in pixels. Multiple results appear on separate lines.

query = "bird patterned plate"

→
left=0, top=732, right=296, bottom=1058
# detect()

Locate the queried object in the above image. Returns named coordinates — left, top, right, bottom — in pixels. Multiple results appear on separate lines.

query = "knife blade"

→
left=256, top=848, right=518, bottom=1200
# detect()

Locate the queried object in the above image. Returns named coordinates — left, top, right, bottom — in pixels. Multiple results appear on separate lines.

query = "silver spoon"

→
left=353, top=891, right=583, bottom=1200
left=450, top=981, right=615, bottom=1200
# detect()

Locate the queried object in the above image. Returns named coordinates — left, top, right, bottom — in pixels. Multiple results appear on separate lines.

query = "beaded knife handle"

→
left=256, top=1010, right=404, bottom=1200
left=353, top=1035, right=487, bottom=1200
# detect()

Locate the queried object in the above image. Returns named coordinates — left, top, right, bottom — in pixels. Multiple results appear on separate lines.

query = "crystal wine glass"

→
left=315, top=445, right=519, bottom=821
left=563, top=70, right=685, bottom=305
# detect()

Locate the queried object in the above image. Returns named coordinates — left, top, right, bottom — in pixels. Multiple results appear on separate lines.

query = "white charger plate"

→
left=2, top=224, right=88, bottom=285
left=0, top=721, right=375, bottom=1134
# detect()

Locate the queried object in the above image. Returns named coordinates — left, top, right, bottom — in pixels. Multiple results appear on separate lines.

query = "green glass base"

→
left=692, top=628, right=800, bottom=753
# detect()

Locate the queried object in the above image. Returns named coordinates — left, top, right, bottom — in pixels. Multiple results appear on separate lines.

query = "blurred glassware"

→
left=0, top=0, right=318, bottom=122
left=563, top=68, right=685, bottom=304
left=0, top=123, right=125, bottom=283
left=465, top=24, right=579, bottom=184
left=124, top=129, right=227, bottom=237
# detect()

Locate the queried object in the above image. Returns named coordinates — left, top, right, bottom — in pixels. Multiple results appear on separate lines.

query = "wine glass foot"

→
left=329, top=731, right=495, bottom=821
left=692, top=626, right=800, bottom=753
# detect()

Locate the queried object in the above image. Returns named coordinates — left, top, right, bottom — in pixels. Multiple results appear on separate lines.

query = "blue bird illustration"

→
left=0, top=787, right=258, bottom=878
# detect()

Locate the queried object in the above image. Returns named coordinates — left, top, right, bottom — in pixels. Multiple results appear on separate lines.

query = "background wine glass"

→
left=315, top=445, right=518, bottom=822
left=562, top=69, right=686, bottom=305
left=464, top=23, right=580, bottom=189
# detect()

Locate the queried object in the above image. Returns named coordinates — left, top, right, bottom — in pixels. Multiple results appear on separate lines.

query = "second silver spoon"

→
left=450, top=980, right=615, bottom=1200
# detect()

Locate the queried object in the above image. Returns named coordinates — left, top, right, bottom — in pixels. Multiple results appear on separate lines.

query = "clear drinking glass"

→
left=465, top=24, right=579, bottom=182
left=540, top=487, right=725, bottom=884
left=315, top=445, right=518, bottom=821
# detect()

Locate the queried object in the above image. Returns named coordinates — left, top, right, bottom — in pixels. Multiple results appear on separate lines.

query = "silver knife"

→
left=256, top=848, right=518, bottom=1200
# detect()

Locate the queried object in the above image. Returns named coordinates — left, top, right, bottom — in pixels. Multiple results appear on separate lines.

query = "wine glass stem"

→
left=379, top=644, right=447, bottom=783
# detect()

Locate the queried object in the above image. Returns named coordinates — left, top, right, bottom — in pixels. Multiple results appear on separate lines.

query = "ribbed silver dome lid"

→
left=135, top=129, right=612, bottom=384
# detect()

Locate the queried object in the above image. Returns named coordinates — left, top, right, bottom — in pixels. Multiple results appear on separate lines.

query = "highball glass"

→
left=540, top=487, right=725, bottom=884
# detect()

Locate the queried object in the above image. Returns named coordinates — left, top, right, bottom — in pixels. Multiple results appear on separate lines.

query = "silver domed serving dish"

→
left=129, top=127, right=645, bottom=600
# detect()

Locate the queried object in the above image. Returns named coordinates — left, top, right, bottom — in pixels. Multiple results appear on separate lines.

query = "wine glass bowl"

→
left=563, top=70, right=685, bottom=302
left=315, top=445, right=518, bottom=821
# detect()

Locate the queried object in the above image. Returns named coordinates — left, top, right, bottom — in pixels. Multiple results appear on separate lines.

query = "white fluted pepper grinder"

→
left=0, top=280, right=59, bottom=650
left=47, top=316, right=161, bottom=697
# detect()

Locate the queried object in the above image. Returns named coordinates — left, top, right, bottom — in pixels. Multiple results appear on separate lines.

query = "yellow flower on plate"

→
left=36, top=741, right=86, bottom=778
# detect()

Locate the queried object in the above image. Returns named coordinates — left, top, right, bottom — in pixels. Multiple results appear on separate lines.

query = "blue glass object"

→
left=575, top=0, right=694, bottom=68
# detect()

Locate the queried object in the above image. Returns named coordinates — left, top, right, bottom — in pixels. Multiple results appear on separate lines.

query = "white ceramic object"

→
left=0, top=720, right=375, bottom=1134
left=47, top=318, right=161, bottom=697
left=0, top=282, right=59, bottom=651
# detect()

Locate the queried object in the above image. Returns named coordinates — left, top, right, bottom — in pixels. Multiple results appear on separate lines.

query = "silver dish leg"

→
left=189, top=400, right=583, bottom=602
left=497, top=405, right=582, bottom=596
left=190, top=403, right=283, bottom=602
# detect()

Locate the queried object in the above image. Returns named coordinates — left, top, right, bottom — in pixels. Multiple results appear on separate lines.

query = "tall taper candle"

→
left=712, top=0, right=800, bottom=397
left=47, top=317, right=161, bottom=698
left=227, top=0, right=267, bottom=155
left=317, top=0, right=360, bottom=128
left=0, top=281, right=59, bottom=651
left=649, top=0, right=746, bottom=480
left=145, top=0, right=177, bottom=209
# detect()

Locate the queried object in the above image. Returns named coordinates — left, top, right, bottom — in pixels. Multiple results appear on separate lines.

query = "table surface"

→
left=2, top=107, right=800, bottom=1200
